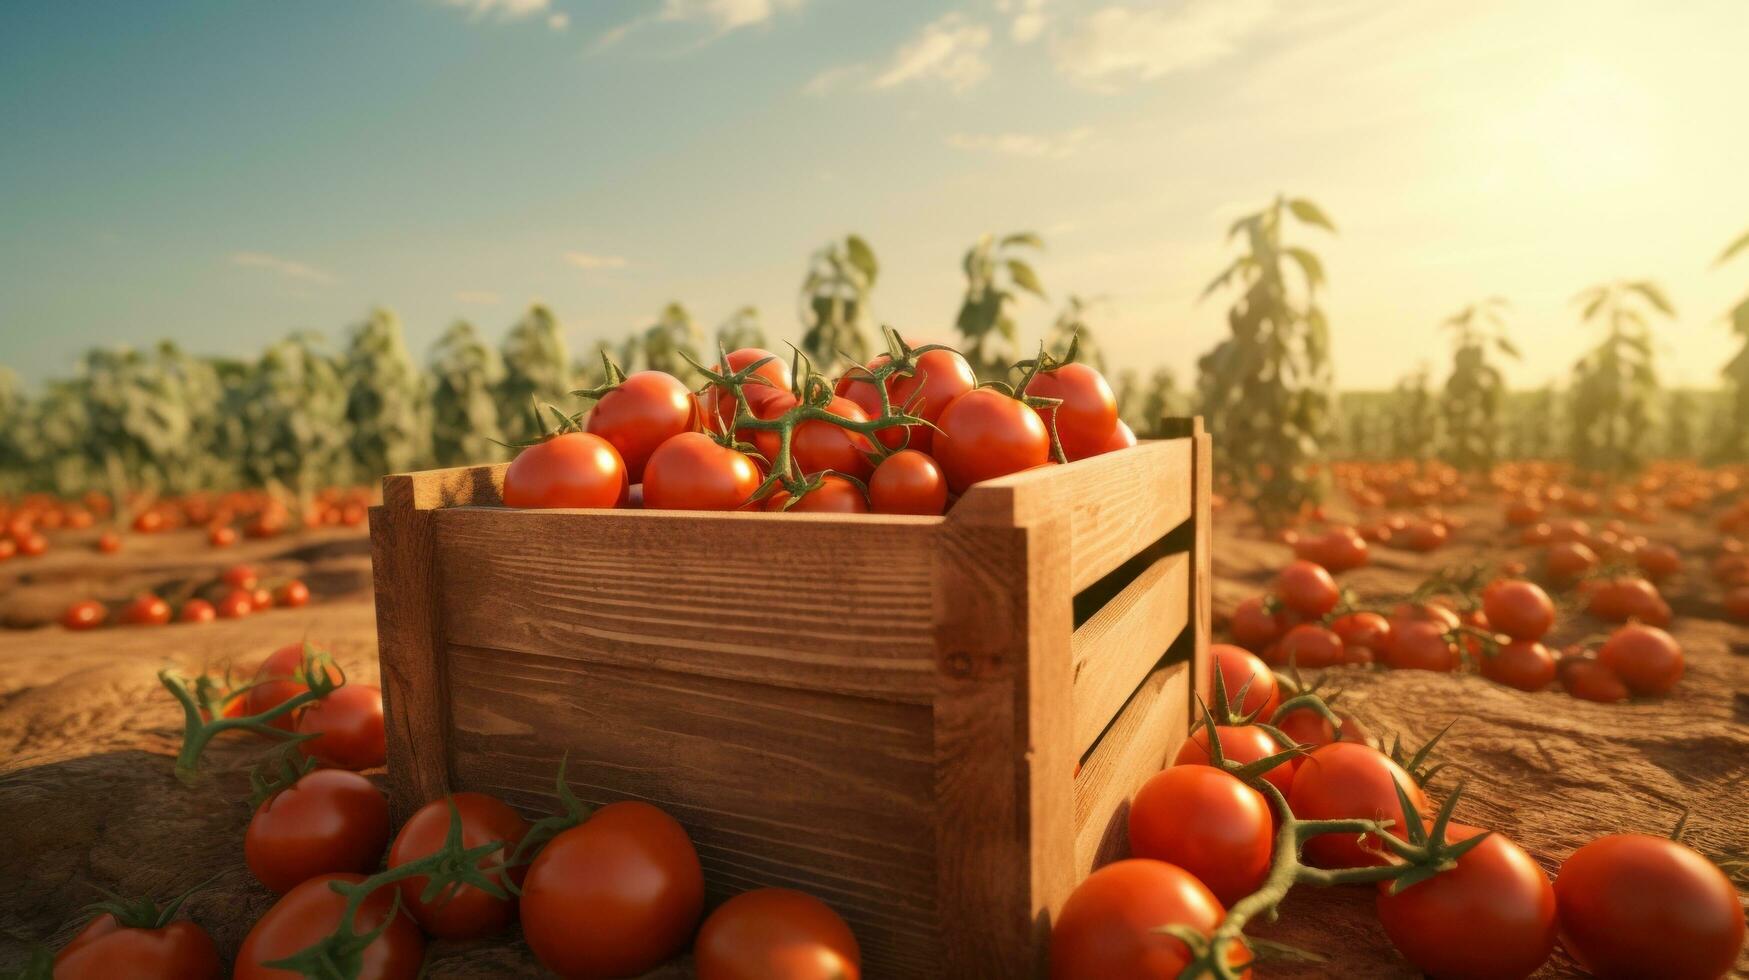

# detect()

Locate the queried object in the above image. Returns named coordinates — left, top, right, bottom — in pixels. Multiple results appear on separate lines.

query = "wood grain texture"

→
left=433, top=508, right=942, bottom=703
left=368, top=502, right=453, bottom=820
left=1185, top=419, right=1214, bottom=707
left=1020, top=516, right=1077, bottom=976
left=1072, top=658, right=1191, bottom=873
left=952, top=440, right=1192, bottom=593
left=443, top=642, right=941, bottom=977
left=1069, top=552, right=1190, bottom=758
left=383, top=463, right=508, bottom=511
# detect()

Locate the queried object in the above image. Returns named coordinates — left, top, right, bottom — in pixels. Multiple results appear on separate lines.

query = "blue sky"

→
left=4, top=0, right=1748, bottom=389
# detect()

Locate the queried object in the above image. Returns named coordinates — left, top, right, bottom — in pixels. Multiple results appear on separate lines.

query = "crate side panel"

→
left=445, top=642, right=941, bottom=976
left=1069, top=551, right=1189, bottom=757
left=433, top=509, right=940, bottom=703
left=1071, top=658, right=1191, bottom=873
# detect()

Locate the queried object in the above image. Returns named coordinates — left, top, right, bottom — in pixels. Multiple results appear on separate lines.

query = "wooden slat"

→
left=443, top=643, right=940, bottom=978
left=368, top=502, right=452, bottom=820
left=383, top=463, right=508, bottom=510
left=1069, top=552, right=1190, bottom=757
left=433, top=508, right=942, bottom=703
left=952, top=439, right=1193, bottom=592
left=1071, top=658, right=1191, bottom=873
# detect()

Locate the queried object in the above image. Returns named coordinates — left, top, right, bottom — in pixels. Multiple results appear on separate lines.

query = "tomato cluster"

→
left=59, top=563, right=314, bottom=632
left=501, top=335, right=1132, bottom=518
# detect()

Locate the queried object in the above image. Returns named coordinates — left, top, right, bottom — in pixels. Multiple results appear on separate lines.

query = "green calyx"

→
left=161, top=641, right=344, bottom=781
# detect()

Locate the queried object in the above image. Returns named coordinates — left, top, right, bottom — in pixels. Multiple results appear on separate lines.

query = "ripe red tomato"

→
left=522, top=801, right=704, bottom=979
left=274, top=579, right=311, bottom=608
left=1128, top=765, right=1273, bottom=905
left=1025, top=362, right=1118, bottom=461
left=54, top=912, right=220, bottom=980
left=1726, top=585, right=1749, bottom=622
left=250, top=585, right=275, bottom=611
left=121, top=594, right=172, bottom=627
left=178, top=599, right=216, bottom=624
left=643, top=433, right=762, bottom=511
left=1545, top=541, right=1599, bottom=584
left=1275, top=560, right=1340, bottom=617
left=1229, top=595, right=1287, bottom=651
left=17, top=531, right=47, bottom=557
left=296, top=684, right=386, bottom=770
left=0, top=538, right=14, bottom=560
left=1598, top=623, right=1683, bottom=696
left=1289, top=742, right=1428, bottom=869
left=1376, top=824, right=1556, bottom=980
left=932, top=389, right=1051, bottom=495
left=868, top=450, right=949, bottom=516
left=1482, top=639, right=1557, bottom=692
left=503, top=432, right=629, bottom=509
left=1556, top=833, right=1745, bottom=980
left=388, top=792, right=529, bottom=940
left=1174, top=725, right=1296, bottom=795
left=1586, top=577, right=1671, bottom=626
left=244, top=643, right=341, bottom=731
left=585, top=370, right=698, bottom=482
left=1331, top=611, right=1392, bottom=654
left=246, top=769, right=390, bottom=894
left=234, top=873, right=424, bottom=980
left=1482, top=579, right=1555, bottom=641
left=216, top=589, right=254, bottom=619
left=1277, top=623, right=1345, bottom=669
left=791, top=396, right=876, bottom=480
left=836, top=347, right=976, bottom=455
left=208, top=525, right=237, bottom=548
left=694, top=888, right=861, bottom=980
left=706, top=348, right=792, bottom=427
left=1381, top=620, right=1459, bottom=672
left=223, top=564, right=259, bottom=590
left=62, top=600, right=107, bottom=631
left=763, top=475, right=869, bottom=514
left=1096, top=418, right=1138, bottom=456
left=96, top=530, right=122, bottom=554
left=1561, top=657, right=1629, bottom=702
left=1049, top=859, right=1243, bottom=980
left=1211, top=644, right=1280, bottom=718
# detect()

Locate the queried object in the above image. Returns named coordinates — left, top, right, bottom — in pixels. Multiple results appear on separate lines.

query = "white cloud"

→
left=870, top=13, right=992, bottom=93
left=1053, top=0, right=1275, bottom=91
left=661, top=0, right=804, bottom=33
left=947, top=127, right=1093, bottom=158
left=802, top=64, right=864, bottom=97
left=229, top=252, right=337, bottom=286
left=442, top=0, right=552, bottom=22
left=454, top=290, right=502, bottom=304
left=547, top=11, right=569, bottom=30
left=996, top=0, right=1048, bottom=44
left=564, top=251, right=630, bottom=270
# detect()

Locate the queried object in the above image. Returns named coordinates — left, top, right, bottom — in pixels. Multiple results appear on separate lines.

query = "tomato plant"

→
left=246, top=767, right=390, bottom=894
left=694, top=888, right=861, bottom=980
left=387, top=792, right=529, bottom=940
left=245, top=643, right=343, bottom=733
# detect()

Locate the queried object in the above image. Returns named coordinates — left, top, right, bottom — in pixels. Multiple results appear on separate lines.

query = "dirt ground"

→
left=2, top=504, right=1745, bottom=978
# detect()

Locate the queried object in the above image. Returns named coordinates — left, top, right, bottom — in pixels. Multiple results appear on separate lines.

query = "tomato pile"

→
left=58, top=563, right=313, bottom=632
left=500, top=331, right=1132, bottom=516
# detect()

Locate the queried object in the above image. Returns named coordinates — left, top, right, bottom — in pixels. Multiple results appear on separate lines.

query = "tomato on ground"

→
left=178, top=599, right=216, bottom=624
left=521, top=801, right=704, bottom=979
left=61, top=600, right=107, bottom=631
left=245, top=643, right=342, bottom=731
left=1229, top=596, right=1287, bottom=651
left=1210, top=644, right=1280, bottom=718
left=234, top=873, right=423, bottom=980
left=246, top=768, right=390, bottom=894
left=274, top=580, right=310, bottom=608
left=1376, top=824, right=1556, bottom=980
left=867, top=450, right=949, bottom=516
left=932, top=389, right=1051, bottom=495
left=1481, top=579, right=1555, bottom=641
left=54, top=912, right=221, bottom=980
left=1127, top=765, right=1273, bottom=905
left=1289, top=742, right=1428, bottom=869
left=1277, top=623, right=1346, bottom=669
left=387, top=792, right=529, bottom=940
left=1481, top=639, right=1557, bottom=692
left=1598, top=623, right=1683, bottom=696
left=1560, top=658, right=1629, bottom=703
left=694, top=888, right=861, bottom=980
left=1275, top=560, right=1340, bottom=618
left=1381, top=620, right=1460, bottom=672
left=585, top=370, right=697, bottom=482
left=1049, top=859, right=1244, bottom=980
left=1554, top=833, right=1745, bottom=980
left=295, top=684, right=386, bottom=770
left=502, top=432, right=629, bottom=509
left=643, top=433, right=762, bottom=511
left=1174, top=725, right=1296, bottom=795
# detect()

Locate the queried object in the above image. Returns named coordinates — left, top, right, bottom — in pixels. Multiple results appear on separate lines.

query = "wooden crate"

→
left=370, top=418, right=1213, bottom=979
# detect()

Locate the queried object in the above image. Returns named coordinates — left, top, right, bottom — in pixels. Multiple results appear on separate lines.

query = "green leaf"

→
left=845, top=234, right=879, bottom=285
left=1286, top=198, right=1337, bottom=233
left=1000, top=231, right=1043, bottom=250
left=1285, top=247, right=1325, bottom=290
left=1007, top=260, right=1047, bottom=299
left=1496, top=337, right=1521, bottom=359
left=1718, top=227, right=1749, bottom=265
left=1629, top=280, right=1675, bottom=317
